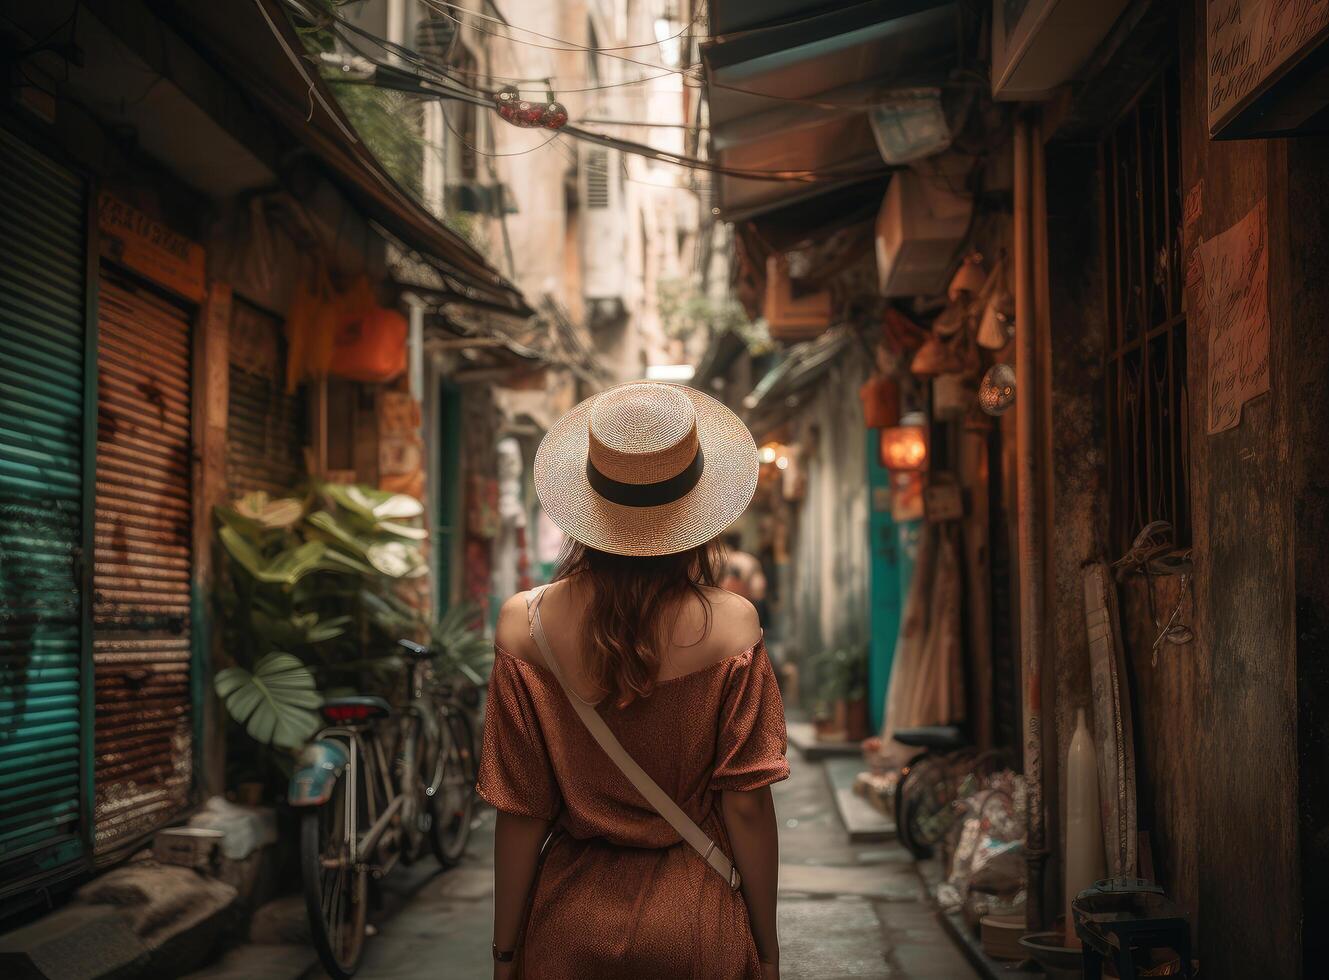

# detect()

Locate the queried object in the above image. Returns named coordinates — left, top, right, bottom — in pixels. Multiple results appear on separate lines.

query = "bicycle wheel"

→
left=302, top=773, right=369, bottom=979
left=428, top=708, right=477, bottom=867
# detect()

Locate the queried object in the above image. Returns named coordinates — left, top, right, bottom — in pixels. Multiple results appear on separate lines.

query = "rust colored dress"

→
left=477, top=638, right=789, bottom=980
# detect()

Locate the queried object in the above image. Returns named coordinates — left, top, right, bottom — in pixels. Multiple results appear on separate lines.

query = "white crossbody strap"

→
left=527, top=588, right=740, bottom=890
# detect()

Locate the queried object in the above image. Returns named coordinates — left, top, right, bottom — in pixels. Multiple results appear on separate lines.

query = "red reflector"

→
left=322, top=705, right=376, bottom=722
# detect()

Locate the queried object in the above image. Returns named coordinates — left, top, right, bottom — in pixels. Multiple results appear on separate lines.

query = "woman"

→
left=477, top=382, right=789, bottom=979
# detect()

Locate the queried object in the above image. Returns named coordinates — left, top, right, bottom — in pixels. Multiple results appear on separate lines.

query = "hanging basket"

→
left=328, top=307, right=408, bottom=383
left=859, top=375, right=900, bottom=428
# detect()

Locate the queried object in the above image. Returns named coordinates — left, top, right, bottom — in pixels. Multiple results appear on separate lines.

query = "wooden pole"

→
left=1014, top=113, right=1048, bottom=930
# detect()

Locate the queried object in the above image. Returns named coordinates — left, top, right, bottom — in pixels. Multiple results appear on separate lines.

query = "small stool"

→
left=1072, top=878, right=1193, bottom=979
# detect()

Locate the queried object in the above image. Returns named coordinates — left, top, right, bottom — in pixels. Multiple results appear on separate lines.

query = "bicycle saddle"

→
left=398, top=639, right=432, bottom=659
left=320, top=696, right=391, bottom=723
left=892, top=725, right=966, bottom=750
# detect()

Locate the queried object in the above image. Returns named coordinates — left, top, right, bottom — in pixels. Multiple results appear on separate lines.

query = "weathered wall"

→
left=1179, top=3, right=1298, bottom=975
left=790, top=355, right=871, bottom=663
left=1036, top=4, right=1314, bottom=973
left=1285, top=132, right=1329, bottom=979
left=1042, top=138, right=1110, bottom=919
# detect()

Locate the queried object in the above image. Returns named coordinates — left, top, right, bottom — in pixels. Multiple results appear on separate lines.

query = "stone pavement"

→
left=337, top=753, right=978, bottom=980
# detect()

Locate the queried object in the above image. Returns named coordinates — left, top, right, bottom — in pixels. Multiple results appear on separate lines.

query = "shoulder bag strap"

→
left=525, top=586, right=741, bottom=891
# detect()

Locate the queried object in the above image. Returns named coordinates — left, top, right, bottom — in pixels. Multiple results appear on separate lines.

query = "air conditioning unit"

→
left=446, top=182, right=493, bottom=214
left=580, top=145, right=626, bottom=303
left=446, top=182, right=520, bottom=215
left=991, top=0, right=1130, bottom=101
left=874, top=171, right=972, bottom=298
left=763, top=255, right=831, bottom=341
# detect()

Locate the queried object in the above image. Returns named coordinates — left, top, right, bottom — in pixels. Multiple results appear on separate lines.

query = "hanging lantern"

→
left=492, top=86, right=569, bottom=130
left=879, top=413, right=928, bottom=471
left=978, top=363, right=1016, bottom=416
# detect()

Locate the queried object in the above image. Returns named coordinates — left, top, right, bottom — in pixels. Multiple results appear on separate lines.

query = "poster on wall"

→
left=1207, top=0, right=1329, bottom=137
left=1188, top=198, right=1270, bottom=434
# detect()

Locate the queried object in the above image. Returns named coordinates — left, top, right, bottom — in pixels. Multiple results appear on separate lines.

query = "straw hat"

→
left=534, top=382, right=759, bottom=557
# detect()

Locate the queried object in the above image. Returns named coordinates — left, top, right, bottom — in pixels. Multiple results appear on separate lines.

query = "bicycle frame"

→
left=289, top=656, right=443, bottom=873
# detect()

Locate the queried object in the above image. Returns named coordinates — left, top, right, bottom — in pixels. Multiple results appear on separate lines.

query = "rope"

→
left=1111, top=520, right=1194, bottom=665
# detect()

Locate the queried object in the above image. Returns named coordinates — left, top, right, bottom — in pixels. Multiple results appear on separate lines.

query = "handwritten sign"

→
left=98, top=192, right=206, bottom=302
left=1208, top=0, right=1329, bottom=135
left=1191, top=199, right=1270, bottom=434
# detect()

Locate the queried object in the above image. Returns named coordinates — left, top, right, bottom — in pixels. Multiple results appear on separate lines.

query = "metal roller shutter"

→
left=227, top=300, right=303, bottom=497
left=0, top=128, right=91, bottom=900
left=93, top=272, right=193, bottom=857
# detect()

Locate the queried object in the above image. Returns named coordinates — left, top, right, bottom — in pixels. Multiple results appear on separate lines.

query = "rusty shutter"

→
left=0, top=128, right=92, bottom=900
left=93, top=272, right=193, bottom=858
left=227, top=301, right=303, bottom=497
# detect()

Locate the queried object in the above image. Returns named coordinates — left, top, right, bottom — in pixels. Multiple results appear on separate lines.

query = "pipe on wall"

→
left=1013, top=113, right=1048, bottom=930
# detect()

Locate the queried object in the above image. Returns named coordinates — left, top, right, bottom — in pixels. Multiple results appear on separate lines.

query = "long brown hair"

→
left=553, top=539, right=721, bottom=707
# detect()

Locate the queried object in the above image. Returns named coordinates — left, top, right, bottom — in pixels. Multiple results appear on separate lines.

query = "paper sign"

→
left=1194, top=199, right=1270, bottom=434
left=1207, top=0, right=1329, bottom=135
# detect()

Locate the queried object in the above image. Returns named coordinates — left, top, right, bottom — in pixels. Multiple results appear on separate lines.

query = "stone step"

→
left=824, top=756, right=897, bottom=844
left=787, top=721, right=863, bottom=761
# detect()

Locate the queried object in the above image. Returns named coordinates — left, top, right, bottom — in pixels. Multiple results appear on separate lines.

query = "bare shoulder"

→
left=699, top=587, right=761, bottom=658
left=494, top=591, right=540, bottom=665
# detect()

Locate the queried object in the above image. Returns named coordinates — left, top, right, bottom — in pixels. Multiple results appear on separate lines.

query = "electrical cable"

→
left=422, top=0, right=933, bottom=110
left=313, top=0, right=899, bottom=110
left=425, top=0, right=701, bottom=54
left=287, top=3, right=892, bottom=184
left=424, top=2, right=703, bottom=89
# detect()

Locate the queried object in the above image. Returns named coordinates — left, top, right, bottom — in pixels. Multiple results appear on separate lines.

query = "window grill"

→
left=585, top=147, right=611, bottom=208
left=449, top=44, right=479, bottom=180
left=1101, top=63, right=1190, bottom=555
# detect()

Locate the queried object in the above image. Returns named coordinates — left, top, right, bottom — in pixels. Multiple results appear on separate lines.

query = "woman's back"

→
left=478, top=581, right=788, bottom=979
left=484, top=582, right=784, bottom=845
left=481, top=381, right=784, bottom=979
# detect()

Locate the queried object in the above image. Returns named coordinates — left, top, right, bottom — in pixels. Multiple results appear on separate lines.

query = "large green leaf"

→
left=323, top=482, right=423, bottom=521
left=215, top=652, right=323, bottom=749
left=306, top=509, right=372, bottom=556
left=219, top=530, right=342, bottom=587
left=366, top=540, right=423, bottom=578
left=233, top=492, right=306, bottom=529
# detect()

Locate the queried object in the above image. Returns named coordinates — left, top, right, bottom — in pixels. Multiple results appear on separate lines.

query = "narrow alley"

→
left=262, top=740, right=976, bottom=980
left=4, top=1, right=1328, bottom=979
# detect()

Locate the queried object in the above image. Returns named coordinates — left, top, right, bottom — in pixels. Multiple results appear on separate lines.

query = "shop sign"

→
left=98, top=192, right=206, bottom=302
left=1208, top=0, right=1329, bottom=137
left=923, top=477, right=965, bottom=523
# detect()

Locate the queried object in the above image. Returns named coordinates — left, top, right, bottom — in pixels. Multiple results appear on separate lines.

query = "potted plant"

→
left=842, top=643, right=870, bottom=743
left=211, top=483, right=431, bottom=797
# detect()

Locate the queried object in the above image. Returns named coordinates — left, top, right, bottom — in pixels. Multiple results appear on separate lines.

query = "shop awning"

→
left=742, top=325, right=855, bottom=421
left=157, top=0, right=528, bottom=314
left=702, top=0, right=957, bottom=221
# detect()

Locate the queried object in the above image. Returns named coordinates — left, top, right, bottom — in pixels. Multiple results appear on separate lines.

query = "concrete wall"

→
left=790, top=355, right=871, bottom=662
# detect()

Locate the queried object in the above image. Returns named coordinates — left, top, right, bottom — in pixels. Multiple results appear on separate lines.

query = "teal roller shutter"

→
left=0, top=128, right=91, bottom=901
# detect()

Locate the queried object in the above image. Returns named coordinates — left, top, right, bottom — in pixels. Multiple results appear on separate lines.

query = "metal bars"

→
left=1101, top=64, right=1190, bottom=556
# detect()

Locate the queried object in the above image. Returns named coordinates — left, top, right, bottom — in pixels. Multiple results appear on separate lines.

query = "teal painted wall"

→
left=865, top=428, right=919, bottom=732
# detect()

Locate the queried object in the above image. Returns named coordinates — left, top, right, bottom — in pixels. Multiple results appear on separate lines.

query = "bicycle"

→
left=892, top=726, right=1006, bottom=862
left=289, top=639, right=478, bottom=978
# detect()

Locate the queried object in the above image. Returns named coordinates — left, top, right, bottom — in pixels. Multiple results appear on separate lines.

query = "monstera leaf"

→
left=233, top=492, right=306, bottom=529
left=366, top=540, right=425, bottom=578
left=215, top=652, right=323, bottom=749
left=322, top=482, right=424, bottom=522
left=219, top=530, right=345, bottom=587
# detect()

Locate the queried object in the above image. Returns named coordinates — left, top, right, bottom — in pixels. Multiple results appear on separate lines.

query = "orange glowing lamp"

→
left=879, top=417, right=927, bottom=472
